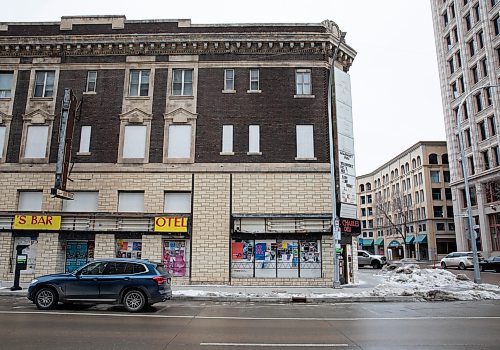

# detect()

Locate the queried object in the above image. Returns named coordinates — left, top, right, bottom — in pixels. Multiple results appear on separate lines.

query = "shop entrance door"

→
left=66, top=241, right=93, bottom=273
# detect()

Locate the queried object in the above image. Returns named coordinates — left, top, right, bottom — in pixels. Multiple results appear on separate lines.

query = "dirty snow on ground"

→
left=172, top=265, right=500, bottom=301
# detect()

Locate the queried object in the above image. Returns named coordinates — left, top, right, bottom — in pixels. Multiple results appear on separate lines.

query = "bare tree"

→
left=373, top=189, right=414, bottom=260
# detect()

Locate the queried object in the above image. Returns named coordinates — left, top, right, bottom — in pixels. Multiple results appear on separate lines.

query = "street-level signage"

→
left=339, top=218, right=361, bottom=235
left=154, top=217, right=188, bottom=233
left=14, top=215, right=61, bottom=230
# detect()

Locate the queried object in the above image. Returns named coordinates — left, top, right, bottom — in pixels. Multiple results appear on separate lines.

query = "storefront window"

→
left=65, top=240, right=94, bottom=273
left=231, top=238, right=321, bottom=278
left=163, top=240, right=189, bottom=277
left=116, top=239, right=142, bottom=259
left=12, top=236, right=38, bottom=274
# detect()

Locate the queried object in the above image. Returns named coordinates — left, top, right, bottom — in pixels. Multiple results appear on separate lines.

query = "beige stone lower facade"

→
left=0, top=164, right=356, bottom=286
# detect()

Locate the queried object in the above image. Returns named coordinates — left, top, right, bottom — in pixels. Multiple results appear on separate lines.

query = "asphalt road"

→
left=1, top=297, right=500, bottom=349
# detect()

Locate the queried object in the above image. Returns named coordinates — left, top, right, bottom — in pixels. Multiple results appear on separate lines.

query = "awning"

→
left=361, top=239, right=374, bottom=247
left=374, top=238, right=384, bottom=246
left=388, top=239, right=401, bottom=248
left=405, top=235, right=415, bottom=244
left=416, top=234, right=428, bottom=244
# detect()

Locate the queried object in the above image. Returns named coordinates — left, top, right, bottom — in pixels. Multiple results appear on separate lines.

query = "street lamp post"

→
left=326, top=22, right=346, bottom=288
left=456, top=83, right=500, bottom=284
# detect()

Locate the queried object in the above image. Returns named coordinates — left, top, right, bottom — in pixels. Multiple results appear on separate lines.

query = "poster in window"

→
left=255, top=243, right=266, bottom=261
left=116, top=240, right=142, bottom=259
left=163, top=240, right=187, bottom=277
left=232, top=242, right=244, bottom=260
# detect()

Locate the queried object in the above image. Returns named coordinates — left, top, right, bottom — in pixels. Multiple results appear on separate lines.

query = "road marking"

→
left=200, top=343, right=348, bottom=347
left=1, top=310, right=500, bottom=321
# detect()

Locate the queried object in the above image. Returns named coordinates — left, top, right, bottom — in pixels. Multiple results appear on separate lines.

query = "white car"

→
left=440, top=251, right=484, bottom=270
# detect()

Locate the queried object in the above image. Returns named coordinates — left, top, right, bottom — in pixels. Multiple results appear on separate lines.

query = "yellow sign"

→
left=154, top=217, right=188, bottom=233
left=14, top=215, right=61, bottom=230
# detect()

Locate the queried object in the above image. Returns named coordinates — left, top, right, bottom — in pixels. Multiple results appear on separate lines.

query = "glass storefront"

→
left=231, top=238, right=321, bottom=278
left=65, top=240, right=95, bottom=273
left=163, top=240, right=189, bottom=277
left=116, top=239, right=142, bottom=259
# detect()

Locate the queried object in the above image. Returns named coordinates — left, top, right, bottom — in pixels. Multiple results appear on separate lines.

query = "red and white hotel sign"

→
left=154, top=217, right=188, bottom=233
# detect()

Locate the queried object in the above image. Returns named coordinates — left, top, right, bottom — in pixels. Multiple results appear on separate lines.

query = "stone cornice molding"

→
left=164, top=108, right=198, bottom=123
left=0, top=110, right=12, bottom=124
left=119, top=108, right=153, bottom=123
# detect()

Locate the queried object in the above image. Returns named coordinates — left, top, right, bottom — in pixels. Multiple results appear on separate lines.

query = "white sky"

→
left=1, top=0, right=445, bottom=175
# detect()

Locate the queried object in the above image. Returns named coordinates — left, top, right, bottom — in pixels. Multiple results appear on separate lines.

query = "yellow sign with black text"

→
left=14, top=215, right=61, bottom=230
left=154, top=217, right=188, bottom=233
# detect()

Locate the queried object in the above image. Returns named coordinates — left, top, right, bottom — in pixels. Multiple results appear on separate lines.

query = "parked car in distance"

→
left=440, top=252, right=484, bottom=270
left=27, top=258, right=172, bottom=312
left=357, top=250, right=387, bottom=269
left=479, top=256, right=500, bottom=272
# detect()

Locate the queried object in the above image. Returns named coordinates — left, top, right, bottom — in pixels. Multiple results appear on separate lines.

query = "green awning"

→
left=361, top=239, right=374, bottom=247
left=374, top=238, right=384, bottom=246
left=416, top=234, right=428, bottom=244
left=388, top=239, right=401, bottom=247
left=405, top=235, right=415, bottom=244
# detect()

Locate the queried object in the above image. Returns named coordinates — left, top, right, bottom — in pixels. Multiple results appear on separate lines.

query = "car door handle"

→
left=93, top=278, right=98, bottom=281
left=123, top=277, right=130, bottom=281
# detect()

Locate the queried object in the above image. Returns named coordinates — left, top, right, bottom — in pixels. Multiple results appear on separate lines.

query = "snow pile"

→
left=368, top=264, right=500, bottom=301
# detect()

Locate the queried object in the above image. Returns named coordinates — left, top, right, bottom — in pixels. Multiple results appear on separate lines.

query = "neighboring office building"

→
left=431, top=0, right=500, bottom=257
left=0, top=17, right=359, bottom=285
left=356, top=141, right=455, bottom=261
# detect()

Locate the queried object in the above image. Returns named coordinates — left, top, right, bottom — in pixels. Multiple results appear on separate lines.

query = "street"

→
left=1, top=296, right=500, bottom=349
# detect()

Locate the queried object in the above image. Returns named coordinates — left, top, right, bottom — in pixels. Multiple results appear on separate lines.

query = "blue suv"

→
left=27, top=259, right=172, bottom=312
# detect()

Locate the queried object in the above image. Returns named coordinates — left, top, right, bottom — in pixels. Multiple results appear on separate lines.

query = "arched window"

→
left=366, top=182, right=371, bottom=191
left=359, top=184, right=365, bottom=192
left=401, top=165, right=405, bottom=175
left=429, top=153, right=438, bottom=164
left=385, top=174, right=389, bottom=183
left=442, top=154, right=449, bottom=164
left=405, top=162, right=409, bottom=172
left=391, top=171, right=394, bottom=180
left=417, top=156, right=421, bottom=166
left=412, top=158, right=416, bottom=169
left=395, top=169, right=399, bottom=178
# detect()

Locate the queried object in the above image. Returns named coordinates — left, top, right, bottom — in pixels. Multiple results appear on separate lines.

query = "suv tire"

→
left=35, top=287, right=58, bottom=310
left=371, top=260, right=382, bottom=269
left=123, top=290, right=146, bottom=312
left=458, top=262, right=466, bottom=270
left=441, top=262, right=447, bottom=269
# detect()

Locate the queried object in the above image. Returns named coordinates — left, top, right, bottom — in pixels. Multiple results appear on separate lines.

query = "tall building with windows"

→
left=0, top=17, right=359, bottom=285
left=431, top=0, right=500, bottom=256
left=356, top=142, right=455, bottom=261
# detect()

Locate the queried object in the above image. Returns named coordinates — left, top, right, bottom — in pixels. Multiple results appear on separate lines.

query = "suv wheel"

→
left=371, top=260, right=382, bottom=269
left=441, top=262, right=447, bottom=269
left=123, top=290, right=146, bottom=312
left=35, top=287, right=58, bottom=310
left=458, top=262, right=466, bottom=270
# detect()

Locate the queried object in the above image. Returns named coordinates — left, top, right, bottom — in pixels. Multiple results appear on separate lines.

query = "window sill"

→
left=165, top=158, right=194, bottom=164
left=83, top=91, right=97, bottom=95
left=30, top=97, right=54, bottom=101
left=19, top=158, right=49, bottom=164
left=247, top=152, right=262, bottom=156
left=222, top=90, right=236, bottom=94
left=0, top=97, right=12, bottom=101
left=220, top=152, right=234, bottom=156
left=169, top=95, right=194, bottom=100
left=294, top=94, right=315, bottom=99
left=76, top=152, right=91, bottom=156
left=246, top=90, right=262, bottom=94
left=120, top=158, right=148, bottom=164
left=295, top=157, right=317, bottom=161
left=125, top=96, right=150, bottom=100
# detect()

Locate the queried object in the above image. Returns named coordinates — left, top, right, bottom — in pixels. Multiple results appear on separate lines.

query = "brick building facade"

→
left=0, top=16, right=357, bottom=285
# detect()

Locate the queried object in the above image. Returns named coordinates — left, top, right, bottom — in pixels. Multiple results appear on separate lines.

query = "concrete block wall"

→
left=0, top=232, right=13, bottom=280
left=94, top=233, right=116, bottom=259
left=191, top=173, right=230, bottom=283
left=142, top=234, right=162, bottom=261
left=36, top=233, right=64, bottom=276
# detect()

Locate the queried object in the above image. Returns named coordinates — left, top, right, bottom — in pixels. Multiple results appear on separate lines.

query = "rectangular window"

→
left=432, top=188, right=442, bottom=200
left=473, top=4, right=480, bottom=22
left=494, top=146, right=500, bottom=167
left=129, top=70, right=149, bottom=96
left=0, top=71, right=13, bottom=98
left=433, top=206, right=444, bottom=218
left=469, top=156, right=475, bottom=175
left=478, top=31, right=485, bottom=49
left=78, top=126, right=91, bottom=153
left=296, top=125, right=314, bottom=159
left=482, top=150, right=491, bottom=170
left=118, top=192, right=144, bottom=212
left=444, top=171, right=451, bottom=183
left=465, top=13, right=472, bottom=31
left=18, top=191, right=43, bottom=211
left=123, top=125, right=147, bottom=158
left=488, top=116, right=497, bottom=136
left=469, top=39, right=476, bottom=57
left=437, top=223, right=446, bottom=231
left=25, top=125, right=49, bottom=158
left=172, top=69, right=193, bottom=96
left=249, top=69, right=259, bottom=91
left=33, top=71, right=55, bottom=98
left=448, top=58, right=455, bottom=74
left=430, top=171, right=440, bottom=183
left=221, top=125, right=233, bottom=154
left=445, top=188, right=452, bottom=200
left=478, top=120, right=487, bottom=140
left=446, top=34, right=452, bottom=50
left=224, top=69, right=234, bottom=91
left=471, top=65, right=479, bottom=83
left=0, top=126, right=5, bottom=158
left=168, top=125, right=192, bottom=158
left=295, top=69, right=312, bottom=95
left=248, top=125, right=260, bottom=154
left=164, top=192, right=191, bottom=213
left=475, top=93, right=483, bottom=112
left=62, top=192, right=98, bottom=212
left=494, top=15, right=500, bottom=35
left=86, top=71, right=97, bottom=92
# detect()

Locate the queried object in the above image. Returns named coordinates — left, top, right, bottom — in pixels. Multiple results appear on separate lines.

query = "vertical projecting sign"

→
left=334, top=67, right=357, bottom=219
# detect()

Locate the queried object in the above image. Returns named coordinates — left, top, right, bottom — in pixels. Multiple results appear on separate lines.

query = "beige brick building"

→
left=0, top=17, right=359, bottom=286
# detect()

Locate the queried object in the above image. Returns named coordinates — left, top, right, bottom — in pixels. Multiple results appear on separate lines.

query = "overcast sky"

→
left=1, top=0, right=445, bottom=175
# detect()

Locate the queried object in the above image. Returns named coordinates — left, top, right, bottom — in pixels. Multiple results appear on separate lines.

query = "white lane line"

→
left=0, top=310, right=500, bottom=321
left=200, top=343, right=348, bottom=347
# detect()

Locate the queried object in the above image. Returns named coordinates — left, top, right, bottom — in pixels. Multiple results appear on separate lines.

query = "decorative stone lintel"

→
left=163, top=108, right=197, bottom=124
left=119, top=108, right=153, bottom=123
left=0, top=111, right=13, bottom=124
left=22, top=109, right=55, bottom=124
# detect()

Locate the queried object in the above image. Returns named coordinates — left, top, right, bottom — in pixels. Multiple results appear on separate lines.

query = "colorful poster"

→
left=65, top=241, right=92, bottom=273
left=163, top=240, right=187, bottom=277
left=255, top=243, right=266, bottom=261
left=116, top=240, right=142, bottom=259
left=232, top=242, right=244, bottom=260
